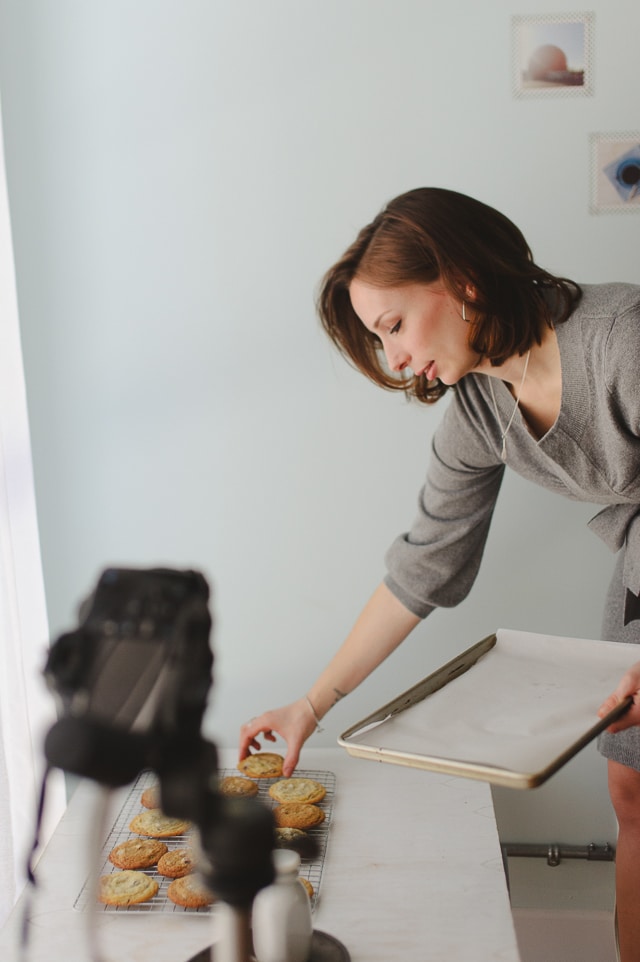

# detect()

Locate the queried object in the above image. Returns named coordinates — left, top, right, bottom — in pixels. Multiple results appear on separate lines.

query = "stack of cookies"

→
left=99, top=783, right=214, bottom=910
left=96, top=755, right=331, bottom=911
left=237, top=753, right=332, bottom=900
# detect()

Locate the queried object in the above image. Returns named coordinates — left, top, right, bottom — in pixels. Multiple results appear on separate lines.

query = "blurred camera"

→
left=43, top=567, right=214, bottom=793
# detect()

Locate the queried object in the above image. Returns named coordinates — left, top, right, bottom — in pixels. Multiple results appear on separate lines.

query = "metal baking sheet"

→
left=75, top=767, right=335, bottom=913
left=338, top=629, right=637, bottom=789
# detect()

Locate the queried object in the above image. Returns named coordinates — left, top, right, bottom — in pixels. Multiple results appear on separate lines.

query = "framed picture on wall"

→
left=512, top=13, right=594, bottom=97
left=590, top=133, right=640, bottom=214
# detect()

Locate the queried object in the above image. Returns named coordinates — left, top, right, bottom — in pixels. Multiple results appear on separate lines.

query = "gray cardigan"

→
left=384, top=283, right=640, bottom=623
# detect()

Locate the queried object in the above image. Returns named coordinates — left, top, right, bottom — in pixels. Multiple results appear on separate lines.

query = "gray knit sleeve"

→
left=384, top=385, right=505, bottom=618
left=603, top=293, right=640, bottom=437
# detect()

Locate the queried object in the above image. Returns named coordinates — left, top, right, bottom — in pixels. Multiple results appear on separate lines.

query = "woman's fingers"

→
left=238, top=699, right=319, bottom=774
left=238, top=715, right=274, bottom=759
left=282, top=748, right=301, bottom=778
left=597, top=663, right=640, bottom=732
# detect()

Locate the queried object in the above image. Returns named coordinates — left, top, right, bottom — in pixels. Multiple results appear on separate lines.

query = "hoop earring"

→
left=462, top=300, right=468, bottom=322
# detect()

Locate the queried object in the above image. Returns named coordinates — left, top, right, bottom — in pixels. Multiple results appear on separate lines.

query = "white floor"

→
left=507, top=857, right=617, bottom=962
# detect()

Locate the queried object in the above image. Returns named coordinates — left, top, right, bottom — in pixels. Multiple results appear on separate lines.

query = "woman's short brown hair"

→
left=317, top=187, right=581, bottom=403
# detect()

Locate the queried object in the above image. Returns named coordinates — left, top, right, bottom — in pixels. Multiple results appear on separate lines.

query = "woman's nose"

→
left=386, top=345, right=410, bottom=372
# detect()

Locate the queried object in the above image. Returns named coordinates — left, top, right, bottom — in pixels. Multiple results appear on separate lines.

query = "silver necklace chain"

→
left=488, top=350, right=531, bottom=461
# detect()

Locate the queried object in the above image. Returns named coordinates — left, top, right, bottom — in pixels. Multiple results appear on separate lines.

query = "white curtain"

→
left=0, top=91, right=66, bottom=928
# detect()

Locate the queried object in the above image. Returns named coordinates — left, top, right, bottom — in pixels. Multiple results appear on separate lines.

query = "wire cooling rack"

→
left=74, top=767, right=335, bottom=915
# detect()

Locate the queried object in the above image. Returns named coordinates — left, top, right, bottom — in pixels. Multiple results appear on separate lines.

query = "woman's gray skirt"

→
left=598, top=546, right=640, bottom=771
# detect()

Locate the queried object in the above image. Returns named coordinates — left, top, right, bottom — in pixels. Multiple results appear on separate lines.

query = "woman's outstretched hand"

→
left=238, top=698, right=319, bottom=777
left=597, top=662, right=640, bottom=733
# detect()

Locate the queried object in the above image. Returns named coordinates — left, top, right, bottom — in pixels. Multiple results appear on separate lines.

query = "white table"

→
left=0, top=748, right=521, bottom=961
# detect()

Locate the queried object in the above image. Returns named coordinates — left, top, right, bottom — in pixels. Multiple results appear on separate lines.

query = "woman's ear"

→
left=465, top=284, right=477, bottom=302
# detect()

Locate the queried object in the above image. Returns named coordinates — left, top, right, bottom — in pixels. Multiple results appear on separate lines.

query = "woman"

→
left=238, top=188, right=640, bottom=961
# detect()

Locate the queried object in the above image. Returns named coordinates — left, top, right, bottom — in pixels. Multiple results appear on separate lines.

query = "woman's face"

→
left=348, top=277, right=482, bottom=386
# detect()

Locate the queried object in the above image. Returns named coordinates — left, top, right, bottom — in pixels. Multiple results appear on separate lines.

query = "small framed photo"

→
left=590, top=133, right=640, bottom=214
left=512, top=13, right=594, bottom=97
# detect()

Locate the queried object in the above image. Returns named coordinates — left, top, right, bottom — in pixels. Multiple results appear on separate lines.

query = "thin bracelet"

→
left=304, top=695, right=325, bottom=733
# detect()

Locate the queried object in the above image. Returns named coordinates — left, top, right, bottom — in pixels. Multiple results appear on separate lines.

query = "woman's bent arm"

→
left=238, top=582, right=421, bottom=776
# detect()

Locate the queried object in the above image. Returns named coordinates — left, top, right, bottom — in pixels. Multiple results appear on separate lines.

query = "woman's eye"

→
left=390, top=320, right=402, bottom=334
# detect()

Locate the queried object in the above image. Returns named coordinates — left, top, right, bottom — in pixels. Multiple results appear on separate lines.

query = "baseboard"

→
left=512, top=907, right=616, bottom=962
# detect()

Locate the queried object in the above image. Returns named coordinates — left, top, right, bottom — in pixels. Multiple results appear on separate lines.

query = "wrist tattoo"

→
left=332, top=688, right=347, bottom=706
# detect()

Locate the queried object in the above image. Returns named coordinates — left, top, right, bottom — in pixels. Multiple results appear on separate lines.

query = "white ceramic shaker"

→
left=251, top=848, right=313, bottom=962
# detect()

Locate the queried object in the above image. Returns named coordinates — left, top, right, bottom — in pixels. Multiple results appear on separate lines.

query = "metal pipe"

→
left=499, top=841, right=615, bottom=895
left=501, top=841, right=615, bottom=867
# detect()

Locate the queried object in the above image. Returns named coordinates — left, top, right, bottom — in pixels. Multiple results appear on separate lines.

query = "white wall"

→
left=0, top=0, right=637, bottom=844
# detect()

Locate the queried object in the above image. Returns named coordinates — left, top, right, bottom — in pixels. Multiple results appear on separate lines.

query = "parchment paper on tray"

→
left=338, top=629, right=637, bottom=789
